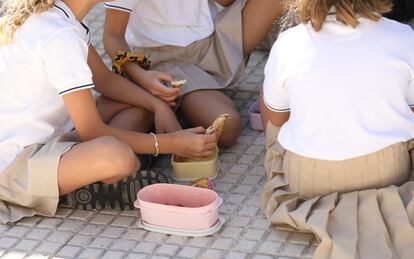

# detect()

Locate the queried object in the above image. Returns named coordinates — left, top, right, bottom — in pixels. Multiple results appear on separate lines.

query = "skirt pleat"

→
left=261, top=122, right=414, bottom=259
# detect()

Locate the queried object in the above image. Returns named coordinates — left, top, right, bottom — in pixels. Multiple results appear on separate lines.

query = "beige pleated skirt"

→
left=0, top=132, right=79, bottom=223
left=261, top=123, right=414, bottom=259
left=132, top=0, right=246, bottom=96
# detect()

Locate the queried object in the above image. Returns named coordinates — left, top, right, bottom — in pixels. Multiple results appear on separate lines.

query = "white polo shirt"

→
left=0, top=0, right=94, bottom=172
left=263, top=16, right=414, bottom=160
left=105, top=0, right=217, bottom=48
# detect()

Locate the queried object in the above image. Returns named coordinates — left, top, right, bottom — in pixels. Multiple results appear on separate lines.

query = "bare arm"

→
left=411, top=107, right=414, bottom=113
left=62, top=89, right=216, bottom=157
left=215, top=0, right=236, bottom=7
left=259, top=89, right=289, bottom=129
left=88, top=45, right=162, bottom=113
left=103, top=9, right=179, bottom=102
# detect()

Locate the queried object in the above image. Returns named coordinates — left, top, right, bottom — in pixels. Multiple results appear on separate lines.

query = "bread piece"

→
left=205, top=113, right=230, bottom=139
left=171, top=79, right=187, bottom=88
left=176, top=113, right=230, bottom=162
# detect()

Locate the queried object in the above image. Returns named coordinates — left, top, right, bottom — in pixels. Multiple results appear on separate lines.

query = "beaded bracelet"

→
left=149, top=132, right=159, bottom=157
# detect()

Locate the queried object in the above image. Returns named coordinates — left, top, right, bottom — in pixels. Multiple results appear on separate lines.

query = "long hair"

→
left=287, top=0, right=393, bottom=31
left=0, top=0, right=55, bottom=45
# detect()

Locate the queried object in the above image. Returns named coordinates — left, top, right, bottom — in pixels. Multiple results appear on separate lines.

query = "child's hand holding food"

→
left=171, top=127, right=217, bottom=158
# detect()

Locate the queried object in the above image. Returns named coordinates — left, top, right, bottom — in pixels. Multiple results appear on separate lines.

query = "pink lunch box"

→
left=248, top=100, right=264, bottom=131
left=134, top=184, right=222, bottom=230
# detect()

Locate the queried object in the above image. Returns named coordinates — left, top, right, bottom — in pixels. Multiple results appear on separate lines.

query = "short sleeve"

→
left=262, top=42, right=290, bottom=112
left=407, top=79, right=414, bottom=108
left=42, top=29, right=94, bottom=96
left=104, top=0, right=137, bottom=13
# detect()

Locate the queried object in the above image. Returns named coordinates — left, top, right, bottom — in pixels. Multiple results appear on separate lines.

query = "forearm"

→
left=104, top=34, right=147, bottom=86
left=96, top=70, right=164, bottom=112
left=215, top=0, right=236, bottom=6
left=92, top=124, right=177, bottom=154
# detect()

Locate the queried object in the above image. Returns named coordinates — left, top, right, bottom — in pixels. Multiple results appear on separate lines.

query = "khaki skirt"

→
left=261, top=123, right=414, bottom=259
left=132, top=0, right=246, bottom=96
left=0, top=132, right=79, bottom=223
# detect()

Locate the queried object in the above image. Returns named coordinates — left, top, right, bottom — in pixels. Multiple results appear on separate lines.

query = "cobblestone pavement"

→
left=0, top=4, right=413, bottom=259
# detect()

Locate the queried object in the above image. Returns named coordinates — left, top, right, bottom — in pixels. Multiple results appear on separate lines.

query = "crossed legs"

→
left=57, top=96, right=152, bottom=195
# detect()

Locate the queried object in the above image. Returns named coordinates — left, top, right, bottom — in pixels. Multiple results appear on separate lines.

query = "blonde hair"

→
left=286, top=0, right=393, bottom=31
left=0, top=0, right=55, bottom=45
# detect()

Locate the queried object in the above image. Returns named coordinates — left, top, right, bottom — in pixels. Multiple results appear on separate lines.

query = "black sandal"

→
left=59, top=169, right=170, bottom=210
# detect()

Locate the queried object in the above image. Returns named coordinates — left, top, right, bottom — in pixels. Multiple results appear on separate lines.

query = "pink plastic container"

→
left=248, top=100, right=264, bottom=131
left=134, top=184, right=222, bottom=230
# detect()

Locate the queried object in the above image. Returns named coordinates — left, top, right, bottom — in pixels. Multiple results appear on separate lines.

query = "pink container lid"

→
left=135, top=184, right=220, bottom=215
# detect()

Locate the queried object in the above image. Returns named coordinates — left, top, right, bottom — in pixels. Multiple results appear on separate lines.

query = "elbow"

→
left=75, top=123, right=108, bottom=142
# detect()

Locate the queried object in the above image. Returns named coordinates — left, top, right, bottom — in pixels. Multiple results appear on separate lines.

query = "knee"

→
left=94, top=136, right=139, bottom=178
left=219, top=111, right=242, bottom=147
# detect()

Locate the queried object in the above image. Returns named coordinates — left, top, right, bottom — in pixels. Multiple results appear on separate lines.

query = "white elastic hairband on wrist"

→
left=149, top=132, right=159, bottom=157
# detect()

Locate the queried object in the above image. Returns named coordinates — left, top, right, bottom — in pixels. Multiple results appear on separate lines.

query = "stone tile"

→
left=282, top=243, right=306, bottom=257
left=211, top=237, right=235, bottom=250
left=243, top=229, right=266, bottom=241
left=229, top=216, right=251, bottom=227
left=250, top=218, right=271, bottom=230
left=125, top=253, right=147, bottom=259
left=14, top=240, right=39, bottom=251
left=2, top=251, right=27, bottom=259
left=26, top=229, right=51, bottom=240
left=35, top=241, right=62, bottom=254
left=0, top=237, right=18, bottom=249
left=4, top=226, right=31, bottom=238
left=69, top=210, right=95, bottom=221
left=178, top=247, right=200, bottom=258
left=25, top=254, right=48, bottom=259
left=226, top=252, right=248, bottom=259
left=258, top=241, right=282, bottom=255
left=90, top=214, right=115, bottom=225
left=111, top=240, right=137, bottom=251
left=15, top=216, right=41, bottom=227
left=133, top=242, right=158, bottom=254
left=111, top=216, right=136, bottom=227
left=67, top=235, right=93, bottom=247
left=79, top=224, right=104, bottom=236
left=186, top=237, right=214, bottom=248
left=100, top=227, right=125, bottom=238
left=199, top=249, right=224, bottom=259
left=89, top=237, right=114, bottom=249
left=165, top=235, right=188, bottom=245
left=221, top=226, right=244, bottom=239
left=56, top=245, right=82, bottom=258
left=101, top=251, right=125, bottom=259
left=47, top=231, right=74, bottom=243
left=155, top=244, right=179, bottom=256
left=234, top=240, right=257, bottom=253
left=123, top=229, right=147, bottom=241
left=78, top=248, right=104, bottom=259
left=58, top=219, right=84, bottom=232
left=54, top=208, right=73, bottom=218
left=37, top=218, right=63, bottom=229
left=144, top=232, right=167, bottom=243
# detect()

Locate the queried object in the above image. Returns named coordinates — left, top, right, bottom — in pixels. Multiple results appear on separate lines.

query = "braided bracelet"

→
left=149, top=132, right=159, bottom=157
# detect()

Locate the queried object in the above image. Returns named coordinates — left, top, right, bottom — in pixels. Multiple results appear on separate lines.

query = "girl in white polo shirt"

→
left=260, top=0, right=414, bottom=257
left=0, top=0, right=217, bottom=223
left=103, top=0, right=285, bottom=147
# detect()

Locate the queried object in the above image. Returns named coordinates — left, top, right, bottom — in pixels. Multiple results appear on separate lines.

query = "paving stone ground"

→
left=0, top=4, right=413, bottom=259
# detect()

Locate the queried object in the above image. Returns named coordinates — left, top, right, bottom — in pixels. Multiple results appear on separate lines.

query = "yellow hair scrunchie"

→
left=112, top=50, right=151, bottom=77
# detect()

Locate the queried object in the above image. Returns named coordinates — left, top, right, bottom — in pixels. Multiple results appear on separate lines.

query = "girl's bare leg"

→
left=242, top=0, right=285, bottom=56
left=180, top=90, right=242, bottom=147
left=58, top=96, right=153, bottom=196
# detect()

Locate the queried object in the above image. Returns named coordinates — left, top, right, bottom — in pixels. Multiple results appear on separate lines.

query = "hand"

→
left=154, top=103, right=182, bottom=134
left=171, top=127, right=217, bottom=158
left=139, top=70, right=180, bottom=105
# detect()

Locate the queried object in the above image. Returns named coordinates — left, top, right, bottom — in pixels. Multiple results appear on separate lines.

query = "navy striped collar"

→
left=53, top=0, right=91, bottom=45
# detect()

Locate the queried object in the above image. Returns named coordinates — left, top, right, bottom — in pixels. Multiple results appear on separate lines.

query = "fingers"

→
left=156, top=71, right=173, bottom=82
left=187, top=126, right=206, bottom=134
left=154, top=82, right=180, bottom=97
